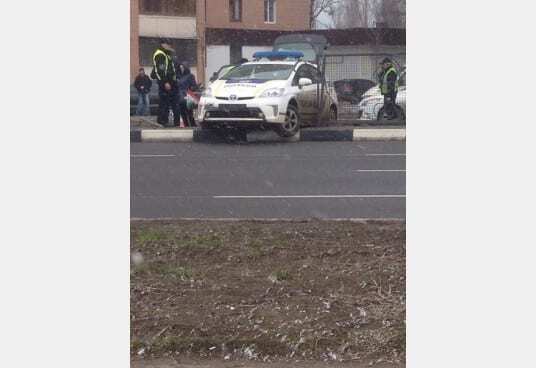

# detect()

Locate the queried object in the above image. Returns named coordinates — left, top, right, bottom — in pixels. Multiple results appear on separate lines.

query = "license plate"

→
left=219, top=104, right=246, bottom=110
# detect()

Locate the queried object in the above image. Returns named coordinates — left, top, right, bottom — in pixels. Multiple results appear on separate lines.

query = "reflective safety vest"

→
left=380, top=66, right=399, bottom=95
left=152, top=49, right=175, bottom=81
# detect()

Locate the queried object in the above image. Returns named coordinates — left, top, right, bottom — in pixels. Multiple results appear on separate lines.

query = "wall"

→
left=131, top=0, right=140, bottom=80
left=139, top=15, right=197, bottom=38
left=203, top=0, right=311, bottom=30
left=241, top=45, right=272, bottom=61
left=206, top=45, right=230, bottom=82
left=324, top=45, right=406, bottom=83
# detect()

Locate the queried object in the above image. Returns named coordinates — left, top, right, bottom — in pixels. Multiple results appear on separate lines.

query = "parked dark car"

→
left=333, top=79, right=377, bottom=105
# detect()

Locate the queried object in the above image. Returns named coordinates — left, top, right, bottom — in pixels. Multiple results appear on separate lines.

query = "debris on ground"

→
left=131, top=220, right=405, bottom=366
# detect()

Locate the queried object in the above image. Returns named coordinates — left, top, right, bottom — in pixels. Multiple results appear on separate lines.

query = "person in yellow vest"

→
left=151, top=38, right=181, bottom=127
left=378, top=58, right=399, bottom=120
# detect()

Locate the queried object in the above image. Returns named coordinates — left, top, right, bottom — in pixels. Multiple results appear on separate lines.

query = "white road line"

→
left=214, top=195, right=405, bottom=199
left=131, top=154, right=176, bottom=158
left=354, top=169, right=406, bottom=172
left=364, top=153, right=406, bottom=157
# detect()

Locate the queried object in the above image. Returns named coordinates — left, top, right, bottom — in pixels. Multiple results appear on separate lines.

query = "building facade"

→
left=130, top=1, right=406, bottom=85
left=131, top=0, right=312, bottom=83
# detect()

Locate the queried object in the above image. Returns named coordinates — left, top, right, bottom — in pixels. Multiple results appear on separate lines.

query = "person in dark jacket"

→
left=176, top=61, right=198, bottom=127
left=378, top=58, right=399, bottom=119
left=151, top=38, right=181, bottom=127
left=134, top=68, right=152, bottom=116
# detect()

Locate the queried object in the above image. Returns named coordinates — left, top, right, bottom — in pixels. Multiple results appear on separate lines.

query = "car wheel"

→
left=377, top=106, right=405, bottom=121
left=199, top=121, right=217, bottom=130
left=275, top=105, right=300, bottom=137
left=377, top=107, right=387, bottom=121
left=329, top=106, right=338, bottom=122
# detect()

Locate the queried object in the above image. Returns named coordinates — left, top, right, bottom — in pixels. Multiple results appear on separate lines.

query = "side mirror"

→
left=299, top=78, right=313, bottom=87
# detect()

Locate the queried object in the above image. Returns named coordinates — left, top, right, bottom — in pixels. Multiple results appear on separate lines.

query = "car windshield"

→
left=218, top=65, right=236, bottom=79
left=221, top=64, right=294, bottom=81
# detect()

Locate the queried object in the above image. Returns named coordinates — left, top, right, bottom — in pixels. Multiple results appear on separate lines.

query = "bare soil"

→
left=131, top=220, right=405, bottom=367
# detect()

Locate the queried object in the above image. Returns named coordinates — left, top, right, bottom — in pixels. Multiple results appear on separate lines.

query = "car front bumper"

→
left=198, top=97, right=288, bottom=125
left=357, top=101, right=382, bottom=120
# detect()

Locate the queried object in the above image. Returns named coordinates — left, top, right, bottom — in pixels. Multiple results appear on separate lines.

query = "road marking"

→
left=213, top=195, right=405, bottom=199
left=131, top=217, right=405, bottom=222
left=131, top=154, right=176, bottom=158
left=364, top=153, right=406, bottom=157
left=354, top=169, right=406, bottom=172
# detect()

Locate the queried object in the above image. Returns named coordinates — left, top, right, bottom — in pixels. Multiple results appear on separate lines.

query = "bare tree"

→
left=374, top=0, right=405, bottom=28
left=333, top=0, right=405, bottom=29
left=333, top=0, right=380, bottom=28
left=309, top=0, right=341, bottom=28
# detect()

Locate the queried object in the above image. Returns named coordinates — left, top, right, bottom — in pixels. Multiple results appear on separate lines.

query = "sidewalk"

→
left=130, top=117, right=405, bottom=143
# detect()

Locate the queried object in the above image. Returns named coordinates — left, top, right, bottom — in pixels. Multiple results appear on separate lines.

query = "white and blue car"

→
left=198, top=51, right=338, bottom=137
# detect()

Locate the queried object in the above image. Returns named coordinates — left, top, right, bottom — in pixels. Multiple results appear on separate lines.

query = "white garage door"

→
left=242, top=46, right=272, bottom=62
left=206, top=45, right=230, bottom=82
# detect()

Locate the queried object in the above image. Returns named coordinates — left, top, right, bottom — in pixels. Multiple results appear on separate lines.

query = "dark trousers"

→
left=157, top=89, right=180, bottom=126
left=384, top=91, right=398, bottom=119
left=178, top=99, right=196, bottom=127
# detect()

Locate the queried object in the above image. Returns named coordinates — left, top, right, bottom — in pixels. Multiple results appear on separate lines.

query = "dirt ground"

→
left=131, top=220, right=405, bottom=367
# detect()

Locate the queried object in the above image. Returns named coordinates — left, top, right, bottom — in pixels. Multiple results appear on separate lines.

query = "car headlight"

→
left=259, top=88, right=285, bottom=98
left=202, top=87, right=213, bottom=98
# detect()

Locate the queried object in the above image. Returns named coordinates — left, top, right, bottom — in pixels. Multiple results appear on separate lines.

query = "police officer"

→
left=151, top=38, right=181, bottom=127
left=378, top=58, right=399, bottom=120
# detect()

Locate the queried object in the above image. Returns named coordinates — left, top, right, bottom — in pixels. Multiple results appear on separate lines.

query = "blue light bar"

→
left=252, top=50, right=304, bottom=60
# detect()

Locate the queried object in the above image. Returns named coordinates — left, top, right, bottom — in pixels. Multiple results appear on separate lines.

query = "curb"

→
left=130, top=128, right=405, bottom=143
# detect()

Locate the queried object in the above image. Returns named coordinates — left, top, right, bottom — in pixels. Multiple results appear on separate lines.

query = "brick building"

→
left=130, top=0, right=312, bottom=83
left=130, top=1, right=406, bottom=85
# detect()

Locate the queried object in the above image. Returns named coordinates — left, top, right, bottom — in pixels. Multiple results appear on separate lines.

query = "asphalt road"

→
left=131, top=141, right=405, bottom=219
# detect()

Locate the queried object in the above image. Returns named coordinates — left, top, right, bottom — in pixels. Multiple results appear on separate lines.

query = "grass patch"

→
left=134, top=229, right=172, bottom=243
left=131, top=339, right=145, bottom=353
left=175, top=233, right=223, bottom=249
left=270, top=269, right=291, bottom=282
left=133, top=263, right=193, bottom=280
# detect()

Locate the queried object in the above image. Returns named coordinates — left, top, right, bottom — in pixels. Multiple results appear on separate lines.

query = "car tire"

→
left=329, top=105, right=338, bottom=122
left=377, top=107, right=387, bottom=121
left=275, top=105, right=300, bottom=138
left=377, top=106, right=405, bottom=121
left=199, top=121, right=217, bottom=130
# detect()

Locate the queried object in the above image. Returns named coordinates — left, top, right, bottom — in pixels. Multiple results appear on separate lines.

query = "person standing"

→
left=378, top=58, right=399, bottom=119
left=134, top=68, right=152, bottom=116
left=176, top=61, right=198, bottom=127
left=151, top=38, right=180, bottom=127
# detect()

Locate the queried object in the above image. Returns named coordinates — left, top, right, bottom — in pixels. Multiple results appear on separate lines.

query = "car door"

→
left=306, top=64, right=322, bottom=114
left=292, top=65, right=315, bottom=121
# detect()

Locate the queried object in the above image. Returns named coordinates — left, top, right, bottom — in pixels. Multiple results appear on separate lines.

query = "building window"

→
left=139, top=37, right=197, bottom=67
left=230, top=0, right=242, bottom=22
left=140, top=0, right=196, bottom=17
left=264, top=0, right=276, bottom=23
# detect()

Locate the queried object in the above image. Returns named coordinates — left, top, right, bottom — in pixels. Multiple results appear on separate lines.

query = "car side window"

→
left=292, top=66, right=307, bottom=86
left=306, top=65, right=320, bottom=85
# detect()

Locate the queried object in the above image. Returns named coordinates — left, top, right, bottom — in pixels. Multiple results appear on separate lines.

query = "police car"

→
left=198, top=50, right=338, bottom=138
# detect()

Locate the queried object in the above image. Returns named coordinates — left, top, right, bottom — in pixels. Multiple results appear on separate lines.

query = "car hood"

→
left=211, top=79, right=286, bottom=98
left=361, top=85, right=380, bottom=98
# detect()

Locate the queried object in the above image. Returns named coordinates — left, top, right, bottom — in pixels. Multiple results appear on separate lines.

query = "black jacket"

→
left=378, top=67, right=398, bottom=95
left=151, top=47, right=177, bottom=86
left=134, top=75, right=152, bottom=94
left=176, top=65, right=197, bottom=99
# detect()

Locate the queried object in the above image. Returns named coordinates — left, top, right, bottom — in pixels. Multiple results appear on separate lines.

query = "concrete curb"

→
left=130, top=127, right=405, bottom=143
